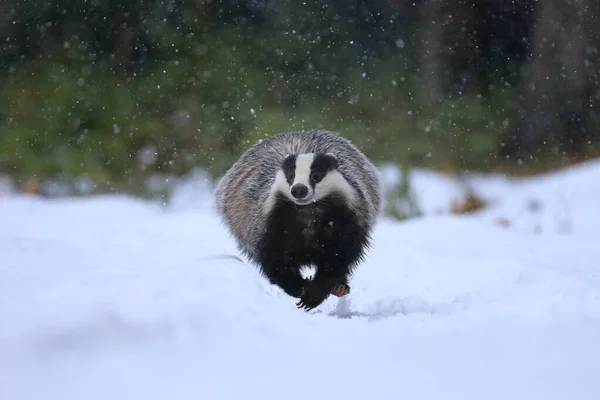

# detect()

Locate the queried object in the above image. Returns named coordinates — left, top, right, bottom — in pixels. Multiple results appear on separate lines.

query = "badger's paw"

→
left=296, top=280, right=332, bottom=311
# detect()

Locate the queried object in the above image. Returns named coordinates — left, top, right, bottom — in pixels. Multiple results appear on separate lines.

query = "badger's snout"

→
left=290, top=183, right=309, bottom=199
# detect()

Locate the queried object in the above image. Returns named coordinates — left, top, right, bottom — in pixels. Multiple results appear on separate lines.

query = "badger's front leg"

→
left=296, top=262, right=351, bottom=311
left=256, top=230, right=309, bottom=298
left=261, top=261, right=309, bottom=298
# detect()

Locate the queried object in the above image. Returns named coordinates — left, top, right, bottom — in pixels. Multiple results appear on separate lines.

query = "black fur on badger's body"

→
left=214, top=130, right=382, bottom=311
left=258, top=187, right=369, bottom=308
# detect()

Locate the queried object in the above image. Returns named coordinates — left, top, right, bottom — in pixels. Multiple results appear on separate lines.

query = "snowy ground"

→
left=1, top=161, right=600, bottom=400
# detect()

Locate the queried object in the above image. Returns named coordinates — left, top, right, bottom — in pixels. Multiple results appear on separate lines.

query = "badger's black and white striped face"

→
left=270, top=152, right=355, bottom=206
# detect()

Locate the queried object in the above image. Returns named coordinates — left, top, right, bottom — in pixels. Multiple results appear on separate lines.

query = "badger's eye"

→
left=310, top=172, right=322, bottom=182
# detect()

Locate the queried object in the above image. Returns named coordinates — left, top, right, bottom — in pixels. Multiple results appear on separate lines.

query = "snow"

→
left=2, top=160, right=600, bottom=400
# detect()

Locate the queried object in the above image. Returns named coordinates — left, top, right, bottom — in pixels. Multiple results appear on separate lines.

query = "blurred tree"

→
left=417, top=0, right=535, bottom=105
left=500, top=0, right=600, bottom=160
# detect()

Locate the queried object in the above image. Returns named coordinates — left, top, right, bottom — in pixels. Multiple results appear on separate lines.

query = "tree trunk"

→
left=417, top=0, right=445, bottom=107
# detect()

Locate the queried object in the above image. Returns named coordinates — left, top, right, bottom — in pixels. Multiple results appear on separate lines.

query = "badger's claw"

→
left=296, top=297, right=324, bottom=311
left=296, top=279, right=332, bottom=311
left=296, top=298, right=313, bottom=311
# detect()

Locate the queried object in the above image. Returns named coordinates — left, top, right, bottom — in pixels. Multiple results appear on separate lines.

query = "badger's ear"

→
left=325, top=153, right=338, bottom=169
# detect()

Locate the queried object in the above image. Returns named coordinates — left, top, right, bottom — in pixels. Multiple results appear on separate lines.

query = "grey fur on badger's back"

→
left=214, top=129, right=382, bottom=260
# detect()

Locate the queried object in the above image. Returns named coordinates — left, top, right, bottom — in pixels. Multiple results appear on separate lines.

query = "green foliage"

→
left=0, top=2, right=521, bottom=196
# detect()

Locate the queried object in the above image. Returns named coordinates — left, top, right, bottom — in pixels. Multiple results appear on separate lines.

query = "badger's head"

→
left=268, top=152, right=356, bottom=207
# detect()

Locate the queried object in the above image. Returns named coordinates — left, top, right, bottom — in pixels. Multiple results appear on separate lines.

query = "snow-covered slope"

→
left=1, top=161, right=600, bottom=400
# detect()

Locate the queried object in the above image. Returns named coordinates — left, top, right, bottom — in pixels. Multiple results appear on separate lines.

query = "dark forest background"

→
left=1, top=0, right=599, bottom=196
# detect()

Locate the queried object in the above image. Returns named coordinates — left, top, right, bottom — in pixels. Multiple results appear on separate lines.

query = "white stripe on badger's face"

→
left=263, top=153, right=315, bottom=213
left=290, top=153, right=315, bottom=203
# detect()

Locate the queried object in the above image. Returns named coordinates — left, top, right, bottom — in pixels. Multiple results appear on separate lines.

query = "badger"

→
left=214, top=130, right=382, bottom=311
